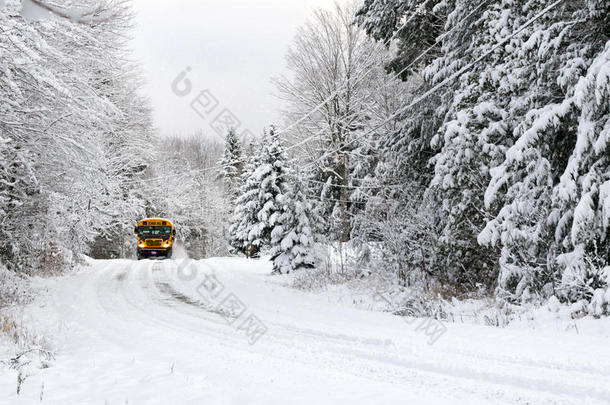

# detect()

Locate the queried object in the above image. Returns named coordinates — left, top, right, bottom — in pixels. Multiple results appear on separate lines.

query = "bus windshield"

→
left=137, top=226, right=171, bottom=237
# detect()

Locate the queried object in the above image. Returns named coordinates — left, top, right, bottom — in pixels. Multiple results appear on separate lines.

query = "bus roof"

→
left=137, top=218, right=173, bottom=227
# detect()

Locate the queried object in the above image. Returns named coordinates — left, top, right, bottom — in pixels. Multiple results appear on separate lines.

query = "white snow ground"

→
left=1, top=257, right=610, bottom=404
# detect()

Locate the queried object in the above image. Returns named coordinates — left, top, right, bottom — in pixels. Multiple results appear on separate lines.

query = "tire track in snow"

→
left=132, top=260, right=605, bottom=405
left=190, top=259, right=610, bottom=405
left=43, top=258, right=610, bottom=405
left=111, top=259, right=251, bottom=346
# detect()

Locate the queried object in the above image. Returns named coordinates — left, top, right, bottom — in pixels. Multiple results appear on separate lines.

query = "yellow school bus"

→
left=134, top=218, right=176, bottom=260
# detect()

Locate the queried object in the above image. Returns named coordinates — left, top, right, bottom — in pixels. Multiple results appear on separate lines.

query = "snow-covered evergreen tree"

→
left=479, top=0, right=610, bottom=308
left=270, top=175, right=315, bottom=274
left=357, top=0, right=499, bottom=289
left=229, top=126, right=289, bottom=256
left=229, top=137, right=264, bottom=255
left=218, top=128, right=243, bottom=196
left=426, top=0, right=538, bottom=289
left=356, top=0, right=610, bottom=309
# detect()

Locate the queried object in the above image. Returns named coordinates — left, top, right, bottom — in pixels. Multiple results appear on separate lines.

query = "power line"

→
left=131, top=0, right=566, bottom=231
left=273, top=0, right=435, bottom=138
left=128, top=0, right=560, bottom=189
left=278, top=0, right=490, bottom=156
left=293, top=0, right=565, bottom=180
left=304, top=177, right=403, bottom=189
left=122, top=1, right=491, bottom=187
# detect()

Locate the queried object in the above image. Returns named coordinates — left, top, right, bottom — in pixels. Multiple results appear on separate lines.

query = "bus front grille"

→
left=146, top=239, right=163, bottom=247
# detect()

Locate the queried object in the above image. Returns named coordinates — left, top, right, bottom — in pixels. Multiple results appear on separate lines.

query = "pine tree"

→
left=229, top=140, right=263, bottom=255
left=355, top=0, right=610, bottom=308
left=426, top=0, right=528, bottom=290
left=270, top=176, right=315, bottom=274
left=358, top=0, right=501, bottom=289
left=479, top=0, right=610, bottom=306
left=218, top=128, right=243, bottom=196
left=229, top=126, right=289, bottom=256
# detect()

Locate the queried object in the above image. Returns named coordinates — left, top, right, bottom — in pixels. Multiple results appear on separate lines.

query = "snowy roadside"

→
left=282, top=274, right=610, bottom=338
left=0, top=254, right=99, bottom=396
left=274, top=244, right=610, bottom=340
left=0, top=269, right=55, bottom=397
left=1, top=257, right=610, bottom=404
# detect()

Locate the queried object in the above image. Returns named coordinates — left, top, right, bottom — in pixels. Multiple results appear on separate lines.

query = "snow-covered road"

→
left=2, top=258, right=610, bottom=404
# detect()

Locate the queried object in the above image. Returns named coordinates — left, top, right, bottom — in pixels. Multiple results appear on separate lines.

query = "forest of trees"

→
left=0, top=0, right=156, bottom=274
left=352, top=0, right=610, bottom=313
left=2, top=0, right=609, bottom=317
left=0, top=0, right=228, bottom=298
left=228, top=0, right=610, bottom=316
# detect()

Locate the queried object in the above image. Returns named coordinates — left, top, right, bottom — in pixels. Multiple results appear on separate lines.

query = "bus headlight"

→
left=138, top=242, right=145, bottom=248
left=163, top=242, right=170, bottom=248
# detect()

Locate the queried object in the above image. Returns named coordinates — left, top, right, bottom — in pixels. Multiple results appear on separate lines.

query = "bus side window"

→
left=134, top=227, right=138, bottom=234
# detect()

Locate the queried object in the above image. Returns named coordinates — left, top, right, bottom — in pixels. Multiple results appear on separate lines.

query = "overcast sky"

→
left=130, top=0, right=335, bottom=140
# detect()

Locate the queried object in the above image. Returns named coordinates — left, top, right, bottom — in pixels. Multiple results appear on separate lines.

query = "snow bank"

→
left=289, top=274, right=610, bottom=338
left=285, top=244, right=610, bottom=338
